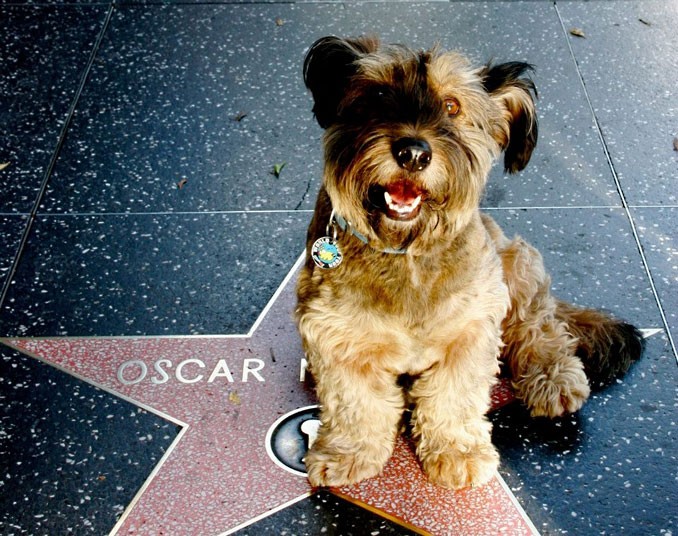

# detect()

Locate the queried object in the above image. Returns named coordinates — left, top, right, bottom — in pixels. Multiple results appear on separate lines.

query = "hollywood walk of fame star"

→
left=3, top=254, right=659, bottom=535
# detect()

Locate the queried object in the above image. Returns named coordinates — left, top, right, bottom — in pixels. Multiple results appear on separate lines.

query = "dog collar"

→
left=333, top=214, right=408, bottom=255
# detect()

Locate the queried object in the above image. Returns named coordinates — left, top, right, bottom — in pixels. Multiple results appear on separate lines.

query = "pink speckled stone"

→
left=336, top=437, right=535, bottom=535
left=3, top=260, right=531, bottom=535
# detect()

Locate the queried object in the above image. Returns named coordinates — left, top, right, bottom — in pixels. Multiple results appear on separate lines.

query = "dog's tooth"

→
left=398, top=196, right=422, bottom=213
left=383, top=192, right=422, bottom=215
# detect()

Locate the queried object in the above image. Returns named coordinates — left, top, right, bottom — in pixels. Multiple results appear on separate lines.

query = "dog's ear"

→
left=303, top=36, right=379, bottom=128
left=481, top=62, right=538, bottom=173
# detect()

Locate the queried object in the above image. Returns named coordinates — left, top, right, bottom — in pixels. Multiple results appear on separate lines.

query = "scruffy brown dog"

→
left=295, top=36, right=643, bottom=490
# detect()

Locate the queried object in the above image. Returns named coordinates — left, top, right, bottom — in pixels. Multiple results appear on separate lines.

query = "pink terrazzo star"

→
left=1, top=255, right=536, bottom=536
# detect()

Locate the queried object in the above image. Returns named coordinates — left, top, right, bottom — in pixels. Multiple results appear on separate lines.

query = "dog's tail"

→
left=554, top=301, right=644, bottom=389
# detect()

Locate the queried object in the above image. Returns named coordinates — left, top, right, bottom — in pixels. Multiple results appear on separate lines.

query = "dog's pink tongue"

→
left=386, top=180, right=423, bottom=206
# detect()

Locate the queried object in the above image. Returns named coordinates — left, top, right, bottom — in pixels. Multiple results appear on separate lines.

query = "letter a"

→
left=208, top=359, right=235, bottom=383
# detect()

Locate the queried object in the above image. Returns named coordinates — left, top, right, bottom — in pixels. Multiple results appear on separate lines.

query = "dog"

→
left=295, top=35, right=643, bottom=490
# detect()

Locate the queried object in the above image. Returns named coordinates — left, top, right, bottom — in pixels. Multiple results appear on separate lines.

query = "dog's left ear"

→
left=481, top=62, right=538, bottom=173
left=303, top=35, right=380, bottom=129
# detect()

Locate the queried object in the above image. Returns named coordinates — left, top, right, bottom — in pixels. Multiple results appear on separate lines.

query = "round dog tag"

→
left=311, top=237, right=343, bottom=270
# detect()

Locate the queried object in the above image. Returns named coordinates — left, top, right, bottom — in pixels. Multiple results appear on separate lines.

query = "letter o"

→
left=117, top=360, right=148, bottom=385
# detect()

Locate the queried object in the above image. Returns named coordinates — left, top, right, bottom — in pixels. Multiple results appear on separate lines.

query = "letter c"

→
left=175, top=359, right=205, bottom=384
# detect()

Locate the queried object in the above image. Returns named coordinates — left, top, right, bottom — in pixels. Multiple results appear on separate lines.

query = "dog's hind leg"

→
left=482, top=214, right=590, bottom=417
left=499, top=235, right=591, bottom=417
left=483, top=214, right=643, bottom=417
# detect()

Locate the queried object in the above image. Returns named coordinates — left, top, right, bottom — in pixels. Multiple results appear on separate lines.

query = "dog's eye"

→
left=445, top=98, right=461, bottom=116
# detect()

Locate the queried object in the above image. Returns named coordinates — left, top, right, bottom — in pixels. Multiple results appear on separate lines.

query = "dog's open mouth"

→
left=368, top=180, right=425, bottom=221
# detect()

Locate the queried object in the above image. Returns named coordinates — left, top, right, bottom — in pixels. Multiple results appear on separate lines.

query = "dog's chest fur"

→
left=297, top=211, right=509, bottom=376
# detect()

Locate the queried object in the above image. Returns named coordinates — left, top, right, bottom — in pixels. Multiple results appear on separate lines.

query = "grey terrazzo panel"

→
left=0, top=345, right=179, bottom=535
left=0, top=5, right=107, bottom=213
left=0, top=211, right=310, bottom=336
left=41, top=4, right=325, bottom=214
left=558, top=0, right=678, bottom=205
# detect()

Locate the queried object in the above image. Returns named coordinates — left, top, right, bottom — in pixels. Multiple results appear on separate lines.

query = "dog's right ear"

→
left=303, top=36, right=379, bottom=129
left=481, top=62, right=538, bottom=174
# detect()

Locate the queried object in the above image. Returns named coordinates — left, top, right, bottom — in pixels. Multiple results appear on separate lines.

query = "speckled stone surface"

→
left=633, top=207, right=678, bottom=354
left=40, top=4, right=324, bottom=214
left=0, top=212, right=310, bottom=336
left=1, top=0, right=676, bottom=534
left=0, top=345, right=178, bottom=535
left=0, top=216, right=26, bottom=291
left=230, top=490, right=420, bottom=535
left=0, top=5, right=107, bottom=214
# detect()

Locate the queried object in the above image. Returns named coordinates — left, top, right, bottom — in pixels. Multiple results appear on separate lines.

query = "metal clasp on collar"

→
left=326, top=209, right=340, bottom=242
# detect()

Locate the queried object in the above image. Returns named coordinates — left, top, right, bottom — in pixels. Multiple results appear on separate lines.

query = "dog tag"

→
left=311, top=236, right=343, bottom=270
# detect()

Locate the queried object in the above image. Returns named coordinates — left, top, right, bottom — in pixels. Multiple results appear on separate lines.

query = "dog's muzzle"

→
left=362, top=137, right=432, bottom=222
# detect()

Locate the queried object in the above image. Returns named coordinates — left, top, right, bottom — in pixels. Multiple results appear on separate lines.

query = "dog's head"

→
left=304, top=36, right=538, bottom=251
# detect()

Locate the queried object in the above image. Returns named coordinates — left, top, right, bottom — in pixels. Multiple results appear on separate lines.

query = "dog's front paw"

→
left=422, top=442, right=499, bottom=490
left=305, top=442, right=389, bottom=487
left=514, top=359, right=591, bottom=418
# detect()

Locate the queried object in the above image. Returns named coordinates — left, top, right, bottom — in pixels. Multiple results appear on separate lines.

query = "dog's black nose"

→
left=392, top=138, right=432, bottom=172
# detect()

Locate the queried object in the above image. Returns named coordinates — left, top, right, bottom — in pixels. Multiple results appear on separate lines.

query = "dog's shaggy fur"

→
left=295, top=36, right=643, bottom=490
